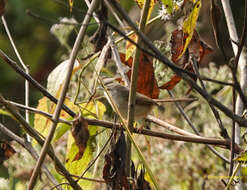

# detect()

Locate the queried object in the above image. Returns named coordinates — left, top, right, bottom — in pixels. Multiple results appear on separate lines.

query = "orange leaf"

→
left=159, top=75, right=182, bottom=90
left=119, top=52, right=159, bottom=99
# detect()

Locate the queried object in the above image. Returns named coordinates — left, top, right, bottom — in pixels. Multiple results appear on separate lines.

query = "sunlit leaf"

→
left=65, top=101, right=106, bottom=189
left=65, top=132, right=94, bottom=189
left=69, top=0, right=73, bottom=13
left=125, top=33, right=137, bottom=61
left=34, top=97, right=78, bottom=138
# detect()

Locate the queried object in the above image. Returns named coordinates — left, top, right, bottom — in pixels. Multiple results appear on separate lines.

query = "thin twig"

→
left=222, top=0, right=247, bottom=187
left=200, top=76, right=234, bottom=86
left=1, top=15, right=31, bottom=141
left=109, top=32, right=130, bottom=86
left=0, top=123, right=62, bottom=190
left=191, top=58, right=229, bottom=139
left=106, top=0, right=247, bottom=128
left=28, top=0, right=99, bottom=188
left=6, top=100, right=71, bottom=125
left=0, top=94, right=81, bottom=190
left=125, top=0, right=157, bottom=186
left=167, top=91, right=230, bottom=163
left=0, top=49, right=76, bottom=117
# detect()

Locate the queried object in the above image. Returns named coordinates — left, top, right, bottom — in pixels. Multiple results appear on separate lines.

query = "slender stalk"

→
left=28, top=0, right=99, bottom=188
left=167, top=91, right=230, bottom=163
left=1, top=16, right=30, bottom=141
left=191, top=58, right=229, bottom=139
left=0, top=123, right=62, bottom=190
left=105, top=2, right=247, bottom=128
left=222, top=0, right=247, bottom=188
left=0, top=95, right=81, bottom=189
left=6, top=100, right=71, bottom=125
left=126, top=0, right=150, bottom=181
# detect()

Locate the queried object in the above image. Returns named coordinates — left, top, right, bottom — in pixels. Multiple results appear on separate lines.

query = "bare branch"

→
left=0, top=94, right=81, bottom=190
left=0, top=123, right=62, bottom=190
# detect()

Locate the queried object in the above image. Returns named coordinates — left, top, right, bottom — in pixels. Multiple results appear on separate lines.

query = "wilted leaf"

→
left=162, top=29, right=212, bottom=90
left=71, top=115, right=89, bottom=161
left=159, top=75, right=181, bottom=90
left=119, top=52, right=159, bottom=98
left=103, top=131, right=129, bottom=189
left=47, top=59, right=80, bottom=96
left=65, top=101, right=106, bottom=189
left=170, top=29, right=189, bottom=64
left=0, top=142, right=16, bottom=164
left=136, top=168, right=151, bottom=190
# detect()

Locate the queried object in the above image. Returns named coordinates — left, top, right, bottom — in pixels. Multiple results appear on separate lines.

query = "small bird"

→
left=105, top=83, right=158, bottom=120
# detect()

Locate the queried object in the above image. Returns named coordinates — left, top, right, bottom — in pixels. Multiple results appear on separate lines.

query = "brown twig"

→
left=6, top=100, right=71, bottom=125
left=0, top=95, right=81, bottom=190
left=0, top=123, right=62, bottom=190
left=28, top=0, right=99, bottom=188
left=106, top=0, right=247, bottom=128
left=167, top=90, right=230, bottom=163
left=85, top=118, right=241, bottom=153
left=0, top=49, right=76, bottom=118
left=191, top=58, right=229, bottom=139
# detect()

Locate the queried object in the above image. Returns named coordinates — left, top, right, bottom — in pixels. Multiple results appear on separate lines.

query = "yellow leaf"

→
left=33, top=97, right=78, bottom=138
left=135, top=0, right=156, bottom=22
left=125, top=33, right=137, bottom=61
left=178, top=0, right=201, bottom=59
left=69, top=0, right=73, bottom=13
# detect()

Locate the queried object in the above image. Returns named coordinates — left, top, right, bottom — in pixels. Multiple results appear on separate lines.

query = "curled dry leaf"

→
left=160, top=29, right=213, bottom=90
left=0, top=142, right=16, bottom=164
left=103, top=131, right=129, bottom=190
left=71, top=115, right=89, bottom=161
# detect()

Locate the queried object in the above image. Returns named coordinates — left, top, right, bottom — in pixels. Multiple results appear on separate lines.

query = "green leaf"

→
left=161, top=0, right=173, bottom=14
left=65, top=101, right=106, bottom=188
left=65, top=132, right=95, bottom=189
